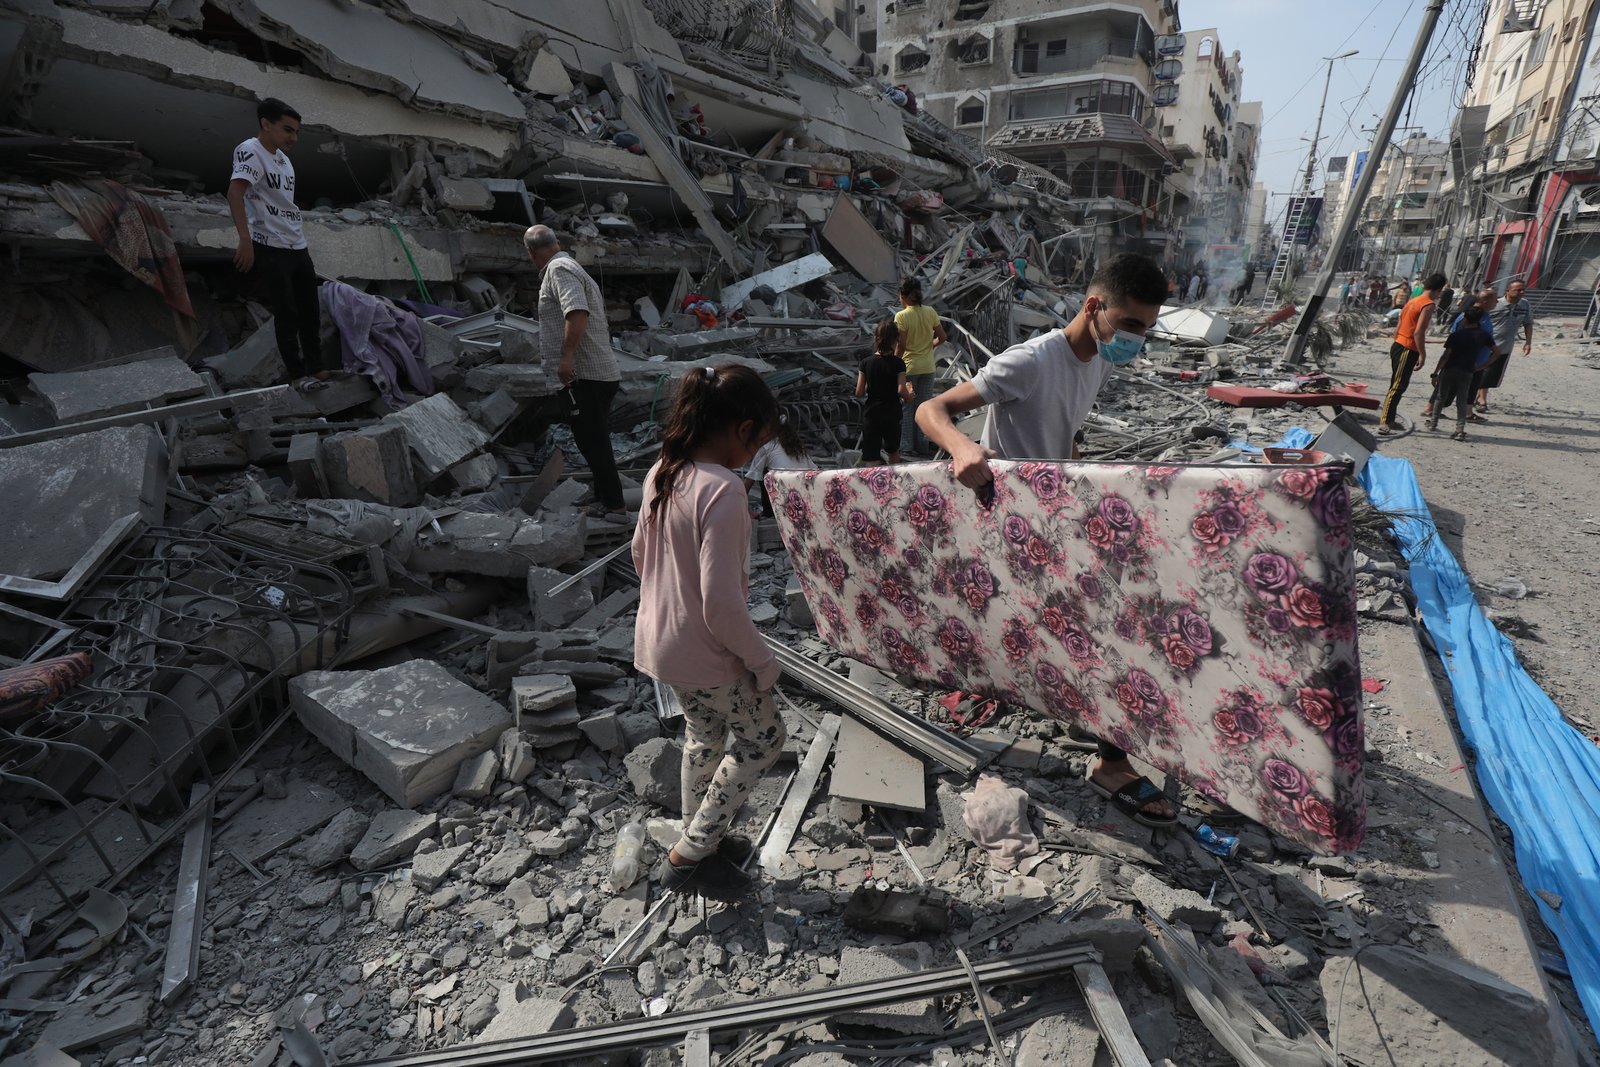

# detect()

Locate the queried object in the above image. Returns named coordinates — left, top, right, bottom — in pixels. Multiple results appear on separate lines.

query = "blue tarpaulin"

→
left=1280, top=427, right=1600, bottom=1032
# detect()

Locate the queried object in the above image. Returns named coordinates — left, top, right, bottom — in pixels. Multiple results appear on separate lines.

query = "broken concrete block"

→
left=448, top=453, right=499, bottom=491
left=287, top=432, right=328, bottom=498
left=520, top=48, right=573, bottom=95
left=201, top=322, right=287, bottom=388
left=499, top=727, right=538, bottom=783
left=1015, top=1007, right=1100, bottom=1067
left=1319, top=945, right=1553, bottom=1067
left=374, top=881, right=418, bottom=931
left=435, top=176, right=495, bottom=211
left=413, top=512, right=586, bottom=576
left=381, top=392, right=489, bottom=480
left=30, top=355, right=205, bottom=423
left=476, top=845, right=534, bottom=886
left=290, top=660, right=512, bottom=807
left=832, top=944, right=938, bottom=1034
left=527, top=565, right=596, bottom=627
left=412, top=844, right=469, bottom=892
left=319, top=424, right=421, bottom=507
left=295, top=808, right=371, bottom=868
left=468, top=388, right=522, bottom=435
left=0, top=1042, right=79, bottom=1067
left=1008, top=917, right=1145, bottom=974
left=578, top=709, right=626, bottom=753
left=512, top=674, right=578, bottom=722
left=785, top=574, right=814, bottom=627
left=0, top=425, right=165, bottom=581
left=1130, top=872, right=1223, bottom=930
left=479, top=996, right=574, bottom=1044
left=453, top=750, right=498, bottom=799
left=625, top=737, right=684, bottom=813
left=349, top=809, right=438, bottom=871
left=574, top=588, right=641, bottom=630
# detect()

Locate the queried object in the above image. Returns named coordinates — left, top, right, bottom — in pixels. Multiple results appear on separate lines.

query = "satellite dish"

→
left=1154, top=59, right=1183, bottom=81
left=1156, top=33, right=1186, bottom=55
left=1153, top=84, right=1179, bottom=106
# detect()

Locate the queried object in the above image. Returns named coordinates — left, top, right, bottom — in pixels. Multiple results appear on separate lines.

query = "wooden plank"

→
left=1074, top=961, right=1153, bottom=1067
left=604, top=64, right=748, bottom=273
left=829, top=715, right=925, bottom=812
left=759, top=713, right=841, bottom=875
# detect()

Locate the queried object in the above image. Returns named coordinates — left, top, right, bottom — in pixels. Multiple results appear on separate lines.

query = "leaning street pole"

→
left=1282, top=0, right=1447, bottom=365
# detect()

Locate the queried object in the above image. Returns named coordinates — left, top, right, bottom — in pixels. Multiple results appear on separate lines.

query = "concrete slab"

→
left=40, top=994, right=149, bottom=1053
left=413, top=512, right=586, bottom=576
left=0, top=424, right=165, bottom=581
left=349, top=809, right=439, bottom=871
left=290, top=660, right=512, bottom=807
left=201, top=323, right=286, bottom=389
left=319, top=424, right=421, bottom=507
left=381, top=392, right=489, bottom=480
left=831, top=944, right=938, bottom=1034
left=829, top=716, right=926, bottom=812
left=29, top=355, right=205, bottom=422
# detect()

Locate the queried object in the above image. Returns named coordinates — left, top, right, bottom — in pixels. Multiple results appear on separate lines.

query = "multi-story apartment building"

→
left=872, top=0, right=1184, bottom=262
left=1441, top=0, right=1600, bottom=291
left=1359, top=134, right=1449, bottom=278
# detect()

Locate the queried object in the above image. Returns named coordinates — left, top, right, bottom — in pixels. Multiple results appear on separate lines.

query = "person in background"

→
left=1429, top=305, right=1495, bottom=441
left=1377, top=272, right=1444, bottom=435
left=1186, top=269, right=1203, bottom=302
left=632, top=366, right=787, bottom=901
left=1391, top=278, right=1411, bottom=311
left=742, top=411, right=814, bottom=517
left=894, top=278, right=947, bottom=458
left=1338, top=275, right=1353, bottom=310
left=1476, top=280, right=1534, bottom=413
left=229, top=98, right=326, bottom=387
left=858, top=319, right=914, bottom=466
left=524, top=224, right=626, bottom=521
left=1434, top=278, right=1457, bottom=334
left=916, top=253, right=1178, bottom=829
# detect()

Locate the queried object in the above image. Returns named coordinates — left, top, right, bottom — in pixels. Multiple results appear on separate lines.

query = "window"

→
left=1509, top=100, right=1536, bottom=140
left=859, top=30, right=876, bottom=53
left=1499, top=69, right=1507, bottom=93
left=896, top=45, right=930, bottom=73
left=957, top=97, right=986, bottom=126
left=1512, top=56, right=1521, bottom=80
left=952, top=35, right=991, bottom=64
left=1565, top=16, right=1578, bottom=41
left=1198, top=36, right=1214, bottom=59
left=1161, top=124, right=1175, bottom=137
left=1527, top=26, right=1553, bottom=69
left=1046, top=40, right=1067, bottom=58
left=1541, top=97, right=1553, bottom=120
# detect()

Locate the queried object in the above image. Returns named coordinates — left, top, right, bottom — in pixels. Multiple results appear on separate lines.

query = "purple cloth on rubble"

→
left=320, top=281, right=434, bottom=409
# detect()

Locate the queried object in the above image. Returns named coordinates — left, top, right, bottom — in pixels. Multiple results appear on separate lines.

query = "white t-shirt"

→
left=971, top=329, right=1112, bottom=461
left=745, top=440, right=814, bottom=483
left=230, top=138, right=306, bottom=250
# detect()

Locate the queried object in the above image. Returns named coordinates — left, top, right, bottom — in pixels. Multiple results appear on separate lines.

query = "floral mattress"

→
left=769, top=460, right=1365, bottom=854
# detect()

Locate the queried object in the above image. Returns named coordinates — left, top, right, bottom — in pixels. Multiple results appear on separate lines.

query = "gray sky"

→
left=1182, top=0, right=1466, bottom=223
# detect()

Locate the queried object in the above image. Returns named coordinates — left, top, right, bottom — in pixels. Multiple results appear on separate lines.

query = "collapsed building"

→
left=0, top=3, right=1594, bottom=1067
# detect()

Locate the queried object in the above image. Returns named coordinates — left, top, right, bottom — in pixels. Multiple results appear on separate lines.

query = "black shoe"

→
left=717, top=834, right=754, bottom=866
left=661, top=852, right=754, bottom=901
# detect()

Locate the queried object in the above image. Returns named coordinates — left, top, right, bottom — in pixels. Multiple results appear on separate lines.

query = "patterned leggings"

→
left=671, top=673, right=786, bottom=862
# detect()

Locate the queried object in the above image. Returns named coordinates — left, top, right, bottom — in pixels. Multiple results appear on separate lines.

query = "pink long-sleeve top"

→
left=632, top=461, right=779, bottom=691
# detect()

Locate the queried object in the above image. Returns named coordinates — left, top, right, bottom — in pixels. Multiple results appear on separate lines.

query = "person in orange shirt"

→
left=1378, top=272, right=1444, bottom=435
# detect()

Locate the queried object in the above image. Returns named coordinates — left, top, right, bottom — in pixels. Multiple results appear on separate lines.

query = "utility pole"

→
left=1302, top=50, right=1359, bottom=197
left=1282, top=0, right=1447, bottom=365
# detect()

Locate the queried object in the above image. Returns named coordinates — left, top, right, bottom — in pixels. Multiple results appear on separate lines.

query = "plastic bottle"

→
left=609, top=821, right=647, bottom=892
left=1195, top=823, right=1239, bottom=859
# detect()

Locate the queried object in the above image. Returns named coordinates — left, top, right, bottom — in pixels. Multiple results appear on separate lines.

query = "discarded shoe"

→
left=661, top=852, right=753, bottom=901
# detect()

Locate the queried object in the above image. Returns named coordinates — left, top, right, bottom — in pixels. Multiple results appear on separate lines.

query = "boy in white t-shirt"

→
left=228, top=98, right=326, bottom=384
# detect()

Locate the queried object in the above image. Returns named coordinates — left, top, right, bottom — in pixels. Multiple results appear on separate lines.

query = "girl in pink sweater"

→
left=632, top=365, right=786, bottom=900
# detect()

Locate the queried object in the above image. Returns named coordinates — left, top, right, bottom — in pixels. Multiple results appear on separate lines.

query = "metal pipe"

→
left=348, top=945, right=1104, bottom=1067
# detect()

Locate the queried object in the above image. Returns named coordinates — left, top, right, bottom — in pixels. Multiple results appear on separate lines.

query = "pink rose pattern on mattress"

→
left=769, top=460, right=1364, bottom=854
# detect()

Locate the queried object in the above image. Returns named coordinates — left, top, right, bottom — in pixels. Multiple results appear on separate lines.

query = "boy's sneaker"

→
left=660, top=852, right=753, bottom=901
left=1425, top=418, right=1438, bottom=432
left=1451, top=429, right=1468, bottom=441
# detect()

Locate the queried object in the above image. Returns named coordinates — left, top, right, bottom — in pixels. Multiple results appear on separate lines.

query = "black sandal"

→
left=1088, top=773, right=1179, bottom=829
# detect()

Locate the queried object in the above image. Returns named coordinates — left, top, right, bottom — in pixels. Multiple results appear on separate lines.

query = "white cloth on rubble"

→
left=961, top=773, right=1039, bottom=871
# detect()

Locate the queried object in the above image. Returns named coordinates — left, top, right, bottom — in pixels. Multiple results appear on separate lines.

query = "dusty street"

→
left=1334, top=310, right=1600, bottom=742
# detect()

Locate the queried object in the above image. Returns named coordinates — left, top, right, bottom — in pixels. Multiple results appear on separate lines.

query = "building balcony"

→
left=1014, top=37, right=1146, bottom=78
left=1013, top=9, right=1155, bottom=80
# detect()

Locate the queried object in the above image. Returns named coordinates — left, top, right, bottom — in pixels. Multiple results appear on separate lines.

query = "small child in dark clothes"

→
left=1429, top=305, right=1494, bottom=440
left=856, top=320, right=914, bottom=464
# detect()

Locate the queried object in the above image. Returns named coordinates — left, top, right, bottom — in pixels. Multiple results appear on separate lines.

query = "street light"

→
left=1301, top=49, right=1359, bottom=196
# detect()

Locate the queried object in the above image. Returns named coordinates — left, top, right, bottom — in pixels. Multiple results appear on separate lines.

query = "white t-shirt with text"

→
left=230, top=138, right=306, bottom=250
